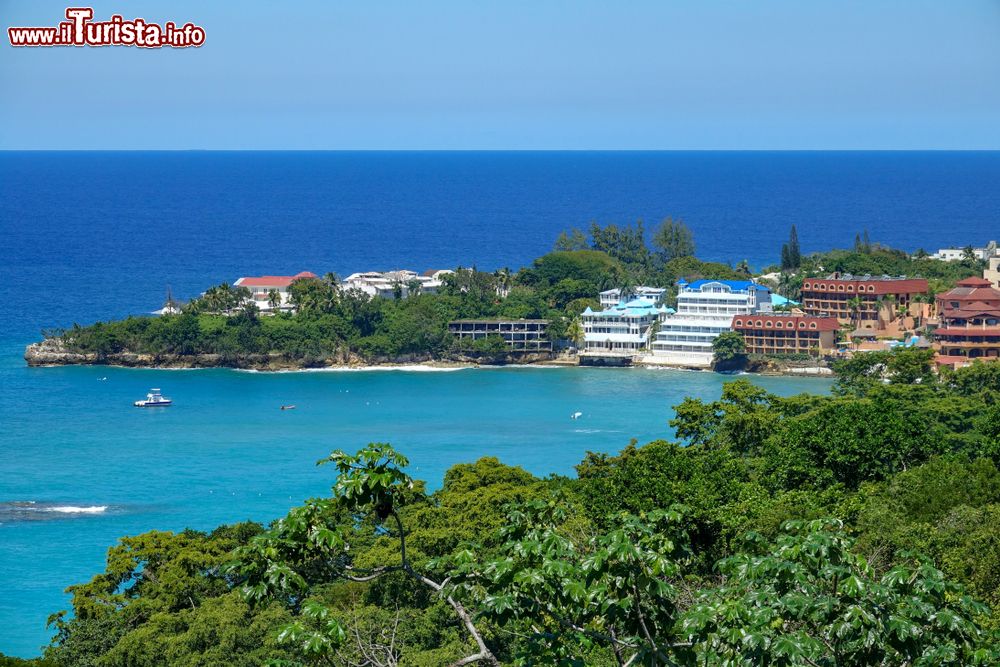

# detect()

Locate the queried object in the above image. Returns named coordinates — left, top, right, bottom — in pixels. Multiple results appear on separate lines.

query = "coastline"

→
left=23, top=339, right=831, bottom=377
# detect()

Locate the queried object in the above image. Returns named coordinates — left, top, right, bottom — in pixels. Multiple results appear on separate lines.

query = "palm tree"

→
left=565, top=318, right=584, bottom=350
left=493, top=268, right=513, bottom=298
left=267, top=289, right=282, bottom=311
left=617, top=275, right=637, bottom=304
left=847, top=296, right=863, bottom=330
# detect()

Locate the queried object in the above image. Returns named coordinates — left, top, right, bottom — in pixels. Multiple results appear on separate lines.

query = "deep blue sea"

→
left=1, top=151, right=998, bottom=657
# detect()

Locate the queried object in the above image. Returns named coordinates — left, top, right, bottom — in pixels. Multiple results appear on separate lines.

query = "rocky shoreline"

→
left=23, top=339, right=564, bottom=371
left=25, top=339, right=832, bottom=376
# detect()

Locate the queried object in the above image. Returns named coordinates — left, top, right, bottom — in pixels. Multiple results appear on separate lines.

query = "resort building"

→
left=984, top=252, right=1000, bottom=289
left=580, top=297, right=673, bottom=359
left=732, top=314, right=839, bottom=356
left=800, top=274, right=928, bottom=327
left=234, top=271, right=318, bottom=311
left=448, top=319, right=551, bottom=351
left=650, top=279, right=773, bottom=366
left=929, top=242, right=995, bottom=262
left=342, top=269, right=452, bottom=299
left=598, top=286, right=667, bottom=309
left=933, top=277, right=1000, bottom=360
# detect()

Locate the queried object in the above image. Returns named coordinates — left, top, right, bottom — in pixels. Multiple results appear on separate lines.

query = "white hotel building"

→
left=581, top=296, right=673, bottom=359
left=598, top=286, right=668, bottom=310
left=650, top=279, right=773, bottom=366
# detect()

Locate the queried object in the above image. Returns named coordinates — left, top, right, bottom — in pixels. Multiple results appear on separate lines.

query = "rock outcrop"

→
left=25, top=338, right=561, bottom=371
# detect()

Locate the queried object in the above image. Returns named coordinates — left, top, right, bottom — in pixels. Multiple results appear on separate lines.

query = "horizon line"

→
left=3, top=148, right=1000, bottom=153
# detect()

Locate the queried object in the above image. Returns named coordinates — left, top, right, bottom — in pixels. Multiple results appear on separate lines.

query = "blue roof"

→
left=685, top=279, right=763, bottom=292
left=771, top=294, right=799, bottom=307
left=585, top=296, right=673, bottom=318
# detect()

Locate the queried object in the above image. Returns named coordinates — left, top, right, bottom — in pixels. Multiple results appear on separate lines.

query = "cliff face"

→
left=24, top=339, right=560, bottom=371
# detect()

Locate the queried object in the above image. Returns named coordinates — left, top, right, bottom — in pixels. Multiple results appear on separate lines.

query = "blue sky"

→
left=2, top=1, right=1000, bottom=149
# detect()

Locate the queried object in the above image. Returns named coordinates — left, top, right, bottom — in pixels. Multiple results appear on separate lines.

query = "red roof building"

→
left=233, top=272, right=318, bottom=310
left=934, top=277, right=1000, bottom=360
left=800, top=274, right=928, bottom=327
left=732, top=314, right=839, bottom=356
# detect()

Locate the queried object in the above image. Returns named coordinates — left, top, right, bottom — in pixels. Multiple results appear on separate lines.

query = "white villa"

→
left=234, top=271, right=319, bottom=311
left=342, top=269, right=453, bottom=299
left=929, top=242, right=995, bottom=262
left=580, top=296, right=673, bottom=359
left=598, top=286, right=668, bottom=310
left=650, top=279, right=773, bottom=366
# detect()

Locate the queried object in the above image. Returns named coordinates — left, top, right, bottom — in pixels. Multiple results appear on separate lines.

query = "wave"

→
left=0, top=501, right=111, bottom=522
left=238, top=365, right=470, bottom=373
left=46, top=505, right=108, bottom=514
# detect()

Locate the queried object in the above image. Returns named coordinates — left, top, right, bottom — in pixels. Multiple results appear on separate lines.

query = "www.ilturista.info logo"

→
left=8, top=7, right=205, bottom=48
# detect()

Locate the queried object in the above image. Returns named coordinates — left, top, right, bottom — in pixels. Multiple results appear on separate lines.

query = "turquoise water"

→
left=10, top=150, right=989, bottom=655
left=0, top=358, right=832, bottom=656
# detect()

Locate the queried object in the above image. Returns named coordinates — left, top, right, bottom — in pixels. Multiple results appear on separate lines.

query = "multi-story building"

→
left=234, top=271, right=318, bottom=311
left=732, top=314, right=839, bottom=356
left=580, top=297, right=672, bottom=357
left=650, top=279, right=772, bottom=365
left=800, top=274, right=928, bottom=327
left=448, top=319, right=551, bottom=351
left=933, top=277, right=1000, bottom=360
left=342, top=269, right=452, bottom=299
left=598, top=286, right=667, bottom=309
left=984, top=253, right=1000, bottom=289
left=929, top=242, right=995, bottom=263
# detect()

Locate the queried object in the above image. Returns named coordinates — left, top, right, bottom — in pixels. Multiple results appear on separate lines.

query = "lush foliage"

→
left=53, top=222, right=753, bottom=365
left=711, top=331, right=747, bottom=366
left=18, top=357, right=1000, bottom=666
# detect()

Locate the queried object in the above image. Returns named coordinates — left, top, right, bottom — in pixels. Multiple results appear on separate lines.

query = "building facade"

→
left=448, top=319, right=551, bottom=351
left=933, top=277, right=1000, bottom=360
left=800, top=274, right=928, bottom=327
left=929, top=242, right=995, bottom=263
left=984, top=254, right=1000, bottom=290
left=343, top=269, right=452, bottom=299
left=598, top=286, right=667, bottom=309
left=234, top=271, right=318, bottom=311
left=651, top=280, right=772, bottom=365
left=732, top=314, right=839, bottom=356
left=580, top=297, right=672, bottom=357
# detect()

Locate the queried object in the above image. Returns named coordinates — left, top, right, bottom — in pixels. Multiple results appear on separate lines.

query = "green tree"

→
left=711, top=331, right=747, bottom=366
left=652, top=217, right=695, bottom=263
left=565, top=317, right=585, bottom=348
left=267, top=288, right=282, bottom=310
left=590, top=221, right=652, bottom=269
left=788, top=223, right=801, bottom=268
left=232, top=444, right=499, bottom=667
left=553, top=228, right=590, bottom=252
left=680, top=519, right=996, bottom=666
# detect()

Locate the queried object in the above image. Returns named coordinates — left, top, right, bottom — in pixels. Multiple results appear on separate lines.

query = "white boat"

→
left=134, top=389, right=172, bottom=407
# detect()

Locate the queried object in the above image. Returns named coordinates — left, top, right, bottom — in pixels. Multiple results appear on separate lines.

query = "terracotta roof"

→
left=941, top=303, right=1000, bottom=318
left=935, top=354, right=970, bottom=367
left=235, top=272, right=317, bottom=288
left=935, top=327, right=1000, bottom=337
left=801, top=277, right=927, bottom=295
left=956, top=277, right=993, bottom=287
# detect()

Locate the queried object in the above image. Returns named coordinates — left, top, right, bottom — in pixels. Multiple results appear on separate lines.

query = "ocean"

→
left=1, top=151, right=998, bottom=656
